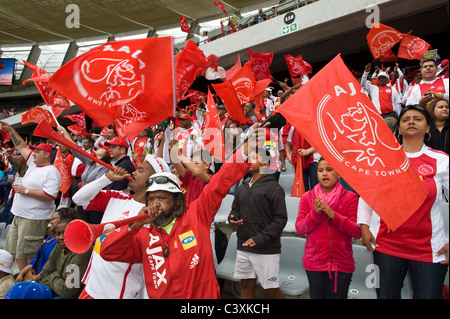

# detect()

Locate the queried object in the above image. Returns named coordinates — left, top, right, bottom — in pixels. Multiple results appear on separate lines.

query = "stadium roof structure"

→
left=0, top=0, right=276, bottom=46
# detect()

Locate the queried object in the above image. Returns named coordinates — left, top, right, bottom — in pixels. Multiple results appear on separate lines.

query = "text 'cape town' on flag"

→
left=48, top=37, right=175, bottom=141
left=275, top=54, right=428, bottom=232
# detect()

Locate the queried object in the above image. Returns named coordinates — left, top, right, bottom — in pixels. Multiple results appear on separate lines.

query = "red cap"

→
left=29, top=143, right=53, bottom=155
left=179, top=114, right=192, bottom=121
left=98, top=143, right=111, bottom=155
left=104, top=137, right=129, bottom=148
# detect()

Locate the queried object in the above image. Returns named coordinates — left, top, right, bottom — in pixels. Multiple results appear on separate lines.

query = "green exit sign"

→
left=282, top=22, right=299, bottom=35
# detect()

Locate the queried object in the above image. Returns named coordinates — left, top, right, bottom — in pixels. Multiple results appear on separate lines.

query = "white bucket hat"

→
left=144, top=154, right=171, bottom=173
left=146, top=172, right=182, bottom=194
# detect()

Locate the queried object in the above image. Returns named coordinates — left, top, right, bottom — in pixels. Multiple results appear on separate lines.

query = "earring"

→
left=425, top=132, right=431, bottom=142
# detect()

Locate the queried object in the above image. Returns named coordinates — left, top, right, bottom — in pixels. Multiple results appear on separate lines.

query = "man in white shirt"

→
left=0, top=121, right=61, bottom=270
left=362, top=63, right=402, bottom=119
left=406, top=58, right=449, bottom=107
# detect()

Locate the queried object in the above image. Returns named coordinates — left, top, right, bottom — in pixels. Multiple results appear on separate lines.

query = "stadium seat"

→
left=214, top=194, right=234, bottom=224
left=278, top=174, right=294, bottom=197
left=279, top=237, right=309, bottom=296
left=349, top=245, right=412, bottom=299
left=283, top=196, right=300, bottom=233
left=348, top=245, right=377, bottom=299
left=216, top=232, right=239, bottom=282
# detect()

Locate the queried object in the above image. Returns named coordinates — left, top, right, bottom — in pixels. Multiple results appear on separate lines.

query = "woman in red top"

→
left=296, top=158, right=361, bottom=299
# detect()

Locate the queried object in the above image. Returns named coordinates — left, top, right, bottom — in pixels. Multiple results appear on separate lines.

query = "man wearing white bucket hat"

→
left=72, top=154, right=170, bottom=299
left=100, top=141, right=253, bottom=299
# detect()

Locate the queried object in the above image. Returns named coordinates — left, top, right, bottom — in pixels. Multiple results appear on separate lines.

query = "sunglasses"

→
left=146, top=176, right=180, bottom=189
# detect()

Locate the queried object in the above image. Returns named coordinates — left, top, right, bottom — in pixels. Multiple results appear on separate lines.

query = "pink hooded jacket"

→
left=295, top=183, right=361, bottom=275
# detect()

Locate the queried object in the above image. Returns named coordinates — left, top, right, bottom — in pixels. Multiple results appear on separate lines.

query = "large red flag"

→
left=21, top=106, right=57, bottom=127
left=175, top=40, right=210, bottom=103
left=48, top=37, right=175, bottom=138
left=285, top=54, right=312, bottom=78
left=275, top=54, right=428, bottom=232
left=180, top=16, right=191, bottom=33
left=247, top=48, right=273, bottom=81
left=214, top=0, right=228, bottom=16
left=225, top=54, right=242, bottom=81
left=397, top=34, right=430, bottom=61
left=378, top=48, right=397, bottom=62
left=212, top=61, right=255, bottom=124
left=22, top=61, right=71, bottom=118
left=366, top=23, right=403, bottom=60
left=204, top=89, right=225, bottom=162
left=212, top=79, right=247, bottom=124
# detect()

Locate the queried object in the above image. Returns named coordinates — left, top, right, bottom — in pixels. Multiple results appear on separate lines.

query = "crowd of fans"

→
left=0, top=51, right=448, bottom=300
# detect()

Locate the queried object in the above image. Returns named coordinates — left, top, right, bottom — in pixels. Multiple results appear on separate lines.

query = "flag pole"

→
left=224, top=113, right=273, bottom=160
left=44, top=105, right=60, bottom=126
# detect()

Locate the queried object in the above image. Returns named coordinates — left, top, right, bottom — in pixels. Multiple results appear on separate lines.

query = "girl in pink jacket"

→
left=295, top=158, right=361, bottom=299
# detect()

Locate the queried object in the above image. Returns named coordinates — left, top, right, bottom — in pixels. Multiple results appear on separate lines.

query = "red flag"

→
left=48, top=37, right=175, bottom=138
left=212, top=61, right=255, bottom=124
left=187, top=90, right=207, bottom=104
left=397, top=34, right=430, bottom=61
left=0, top=129, right=11, bottom=143
left=247, top=48, right=273, bottom=81
left=231, top=61, right=256, bottom=105
left=214, top=61, right=271, bottom=124
left=22, top=61, right=70, bottom=118
left=53, top=148, right=74, bottom=194
left=291, top=156, right=305, bottom=197
left=366, top=23, right=403, bottom=60
left=67, top=123, right=85, bottom=136
left=21, top=106, right=57, bottom=127
left=180, top=16, right=191, bottom=33
left=175, top=40, right=210, bottom=103
left=275, top=54, right=427, bottom=232
left=204, top=89, right=225, bottom=162
left=252, top=78, right=272, bottom=121
left=212, top=79, right=247, bottom=124
left=214, top=0, right=228, bottom=16
left=63, top=112, right=87, bottom=134
left=379, top=48, right=397, bottom=62
left=285, top=54, right=312, bottom=78
left=225, top=54, right=242, bottom=81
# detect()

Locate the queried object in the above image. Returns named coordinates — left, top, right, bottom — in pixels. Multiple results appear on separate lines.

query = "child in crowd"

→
left=36, top=219, right=92, bottom=299
left=295, top=158, right=361, bottom=299
left=228, top=147, right=287, bottom=299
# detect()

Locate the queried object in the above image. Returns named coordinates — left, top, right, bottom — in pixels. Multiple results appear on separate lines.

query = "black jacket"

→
left=427, top=120, right=449, bottom=155
left=229, top=174, right=287, bottom=254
